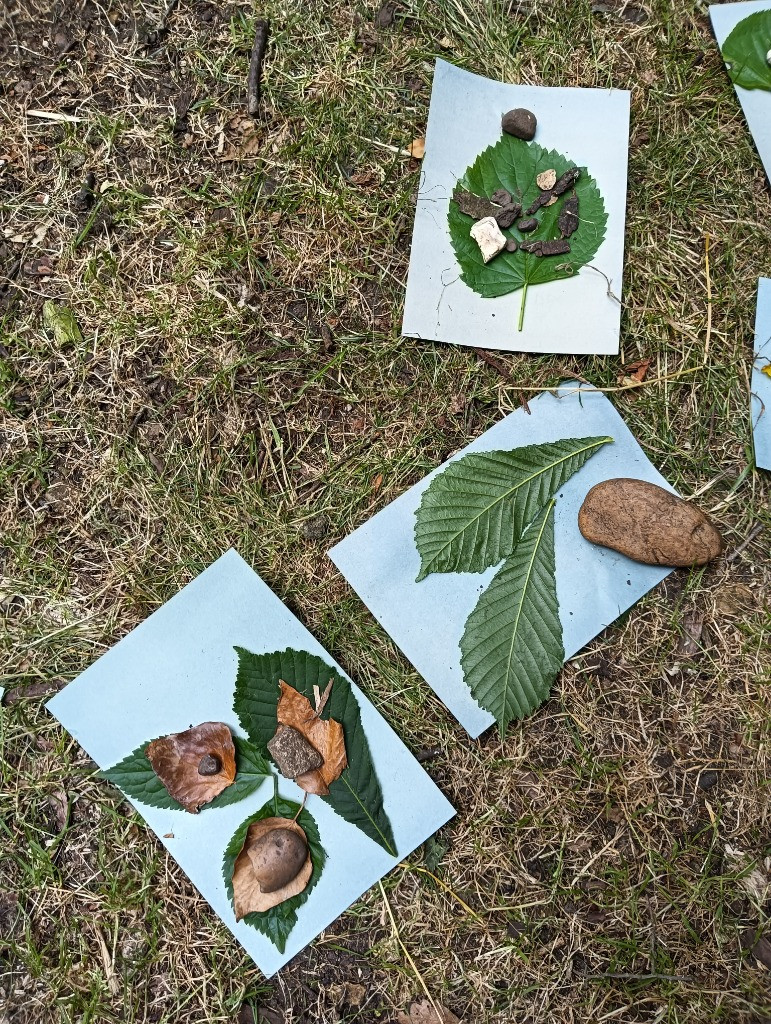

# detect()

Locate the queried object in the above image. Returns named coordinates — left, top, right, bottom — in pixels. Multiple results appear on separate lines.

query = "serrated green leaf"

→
left=460, top=501, right=564, bottom=736
left=101, top=735, right=271, bottom=812
left=233, top=648, right=397, bottom=856
left=414, top=436, right=612, bottom=580
left=723, top=10, right=771, bottom=91
left=222, top=796, right=325, bottom=953
left=448, top=134, right=607, bottom=329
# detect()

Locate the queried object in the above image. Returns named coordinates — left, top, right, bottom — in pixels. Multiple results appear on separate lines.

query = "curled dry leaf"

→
left=276, top=680, right=347, bottom=796
left=145, top=722, right=236, bottom=812
left=232, top=816, right=312, bottom=918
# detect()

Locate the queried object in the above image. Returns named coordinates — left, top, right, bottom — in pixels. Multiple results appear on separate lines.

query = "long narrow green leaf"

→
left=460, top=501, right=564, bottom=735
left=233, top=648, right=397, bottom=856
left=414, top=437, right=611, bottom=580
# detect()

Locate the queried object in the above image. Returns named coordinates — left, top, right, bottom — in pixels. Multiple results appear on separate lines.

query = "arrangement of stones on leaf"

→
left=413, top=437, right=612, bottom=734
left=721, top=8, right=771, bottom=91
left=448, top=106, right=608, bottom=331
left=103, top=648, right=395, bottom=953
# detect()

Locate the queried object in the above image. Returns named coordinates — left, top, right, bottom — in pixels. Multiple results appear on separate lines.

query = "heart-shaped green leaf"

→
left=723, top=10, right=771, bottom=92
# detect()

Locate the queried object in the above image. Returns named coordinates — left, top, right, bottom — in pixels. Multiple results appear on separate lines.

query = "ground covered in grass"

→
left=1, top=0, right=770, bottom=1021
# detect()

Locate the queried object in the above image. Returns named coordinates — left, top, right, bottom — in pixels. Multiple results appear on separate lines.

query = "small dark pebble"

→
left=74, top=171, right=97, bottom=212
left=505, top=238, right=518, bottom=252
left=495, top=203, right=520, bottom=228
left=416, top=747, right=442, bottom=763
left=491, top=188, right=512, bottom=206
left=517, top=217, right=539, bottom=233
left=501, top=107, right=537, bottom=141
left=698, top=769, right=718, bottom=791
left=301, top=515, right=329, bottom=541
left=198, top=754, right=222, bottom=776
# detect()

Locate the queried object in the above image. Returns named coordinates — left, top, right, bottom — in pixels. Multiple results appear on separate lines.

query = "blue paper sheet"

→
left=710, top=2, right=771, bottom=184
left=47, top=551, right=455, bottom=976
left=329, top=384, right=674, bottom=738
left=753, top=277, right=771, bottom=470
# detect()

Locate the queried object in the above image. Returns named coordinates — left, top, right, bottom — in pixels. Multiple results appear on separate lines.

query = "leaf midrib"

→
left=421, top=439, right=607, bottom=575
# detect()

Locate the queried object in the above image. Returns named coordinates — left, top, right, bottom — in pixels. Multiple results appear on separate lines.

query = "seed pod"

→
left=516, top=217, right=539, bottom=233
left=559, top=193, right=579, bottom=239
left=501, top=107, right=537, bottom=141
left=495, top=203, right=521, bottom=228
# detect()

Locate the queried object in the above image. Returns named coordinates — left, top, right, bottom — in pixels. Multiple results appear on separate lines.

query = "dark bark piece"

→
left=578, top=478, right=724, bottom=567
left=559, top=193, right=579, bottom=238
left=539, top=239, right=571, bottom=256
left=267, top=724, right=324, bottom=779
left=491, top=188, right=512, bottom=206
left=519, top=240, right=542, bottom=254
left=517, top=217, right=539, bottom=233
left=501, top=107, right=537, bottom=141
left=453, top=189, right=498, bottom=220
left=247, top=19, right=270, bottom=116
left=145, top=722, right=236, bottom=812
left=526, top=167, right=581, bottom=214
left=495, top=203, right=521, bottom=228
left=505, top=238, right=518, bottom=252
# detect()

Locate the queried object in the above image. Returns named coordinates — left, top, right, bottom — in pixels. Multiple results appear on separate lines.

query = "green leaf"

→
left=233, top=648, right=397, bottom=856
left=448, top=134, right=607, bottom=329
left=43, top=301, right=83, bottom=347
left=414, top=437, right=612, bottom=580
left=723, top=11, right=771, bottom=92
left=101, top=735, right=271, bottom=812
left=460, top=501, right=564, bottom=736
left=222, top=797, right=325, bottom=953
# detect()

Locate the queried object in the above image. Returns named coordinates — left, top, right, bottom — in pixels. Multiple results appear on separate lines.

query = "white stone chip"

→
left=470, top=216, right=506, bottom=263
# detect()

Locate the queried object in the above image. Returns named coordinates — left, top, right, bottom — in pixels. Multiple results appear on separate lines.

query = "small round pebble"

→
left=505, top=238, right=518, bottom=252
left=517, top=217, right=539, bottom=233
left=501, top=108, right=537, bottom=141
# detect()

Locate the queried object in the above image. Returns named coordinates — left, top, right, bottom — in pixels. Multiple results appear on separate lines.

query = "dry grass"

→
left=1, top=0, right=770, bottom=1021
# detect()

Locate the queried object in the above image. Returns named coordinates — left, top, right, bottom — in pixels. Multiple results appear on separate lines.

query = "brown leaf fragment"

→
left=453, top=189, right=498, bottom=220
left=617, top=357, right=651, bottom=387
left=232, top=817, right=312, bottom=918
left=145, top=722, right=236, bottom=812
left=676, top=609, right=704, bottom=658
left=741, top=929, right=771, bottom=971
left=277, top=680, right=347, bottom=796
left=490, top=188, right=512, bottom=206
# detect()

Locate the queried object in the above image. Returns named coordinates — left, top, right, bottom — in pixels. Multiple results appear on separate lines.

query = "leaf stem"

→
left=518, top=281, right=528, bottom=332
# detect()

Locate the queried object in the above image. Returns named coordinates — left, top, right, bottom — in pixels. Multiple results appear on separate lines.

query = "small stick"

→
left=247, top=19, right=270, bottom=116
left=726, top=523, right=763, bottom=563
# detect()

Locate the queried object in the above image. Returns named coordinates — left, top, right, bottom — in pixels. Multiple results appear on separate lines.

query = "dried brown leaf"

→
left=145, top=722, right=236, bottom=812
left=408, top=137, right=426, bottom=160
left=232, top=817, right=312, bottom=918
left=397, top=999, right=460, bottom=1024
left=277, top=680, right=347, bottom=796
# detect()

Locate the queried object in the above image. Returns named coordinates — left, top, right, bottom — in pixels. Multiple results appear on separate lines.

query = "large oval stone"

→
left=248, top=827, right=308, bottom=894
left=578, top=478, right=723, bottom=567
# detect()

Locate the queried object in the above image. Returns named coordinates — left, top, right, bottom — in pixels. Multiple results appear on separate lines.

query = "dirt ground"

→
left=1, top=0, right=770, bottom=1022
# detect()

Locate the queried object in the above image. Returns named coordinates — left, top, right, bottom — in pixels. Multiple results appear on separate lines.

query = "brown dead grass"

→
left=1, top=0, right=770, bottom=1022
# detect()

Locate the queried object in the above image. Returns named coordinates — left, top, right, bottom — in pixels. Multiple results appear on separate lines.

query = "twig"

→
left=379, top=881, right=444, bottom=1020
left=292, top=792, right=308, bottom=821
left=247, top=19, right=270, bottom=116
left=477, top=349, right=513, bottom=381
left=726, top=524, right=763, bottom=563
left=704, top=233, right=712, bottom=361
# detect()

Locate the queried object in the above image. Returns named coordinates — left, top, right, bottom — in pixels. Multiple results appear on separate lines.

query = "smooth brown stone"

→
left=578, top=478, right=723, bottom=567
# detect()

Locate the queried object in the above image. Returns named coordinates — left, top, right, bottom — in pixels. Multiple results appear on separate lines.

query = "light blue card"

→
left=753, top=277, right=771, bottom=470
left=329, top=384, right=674, bottom=738
left=401, top=59, right=630, bottom=355
left=47, top=550, right=455, bottom=977
left=710, top=2, right=771, bottom=183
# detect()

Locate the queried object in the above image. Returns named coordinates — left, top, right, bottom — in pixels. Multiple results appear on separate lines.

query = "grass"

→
left=1, top=0, right=770, bottom=1020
